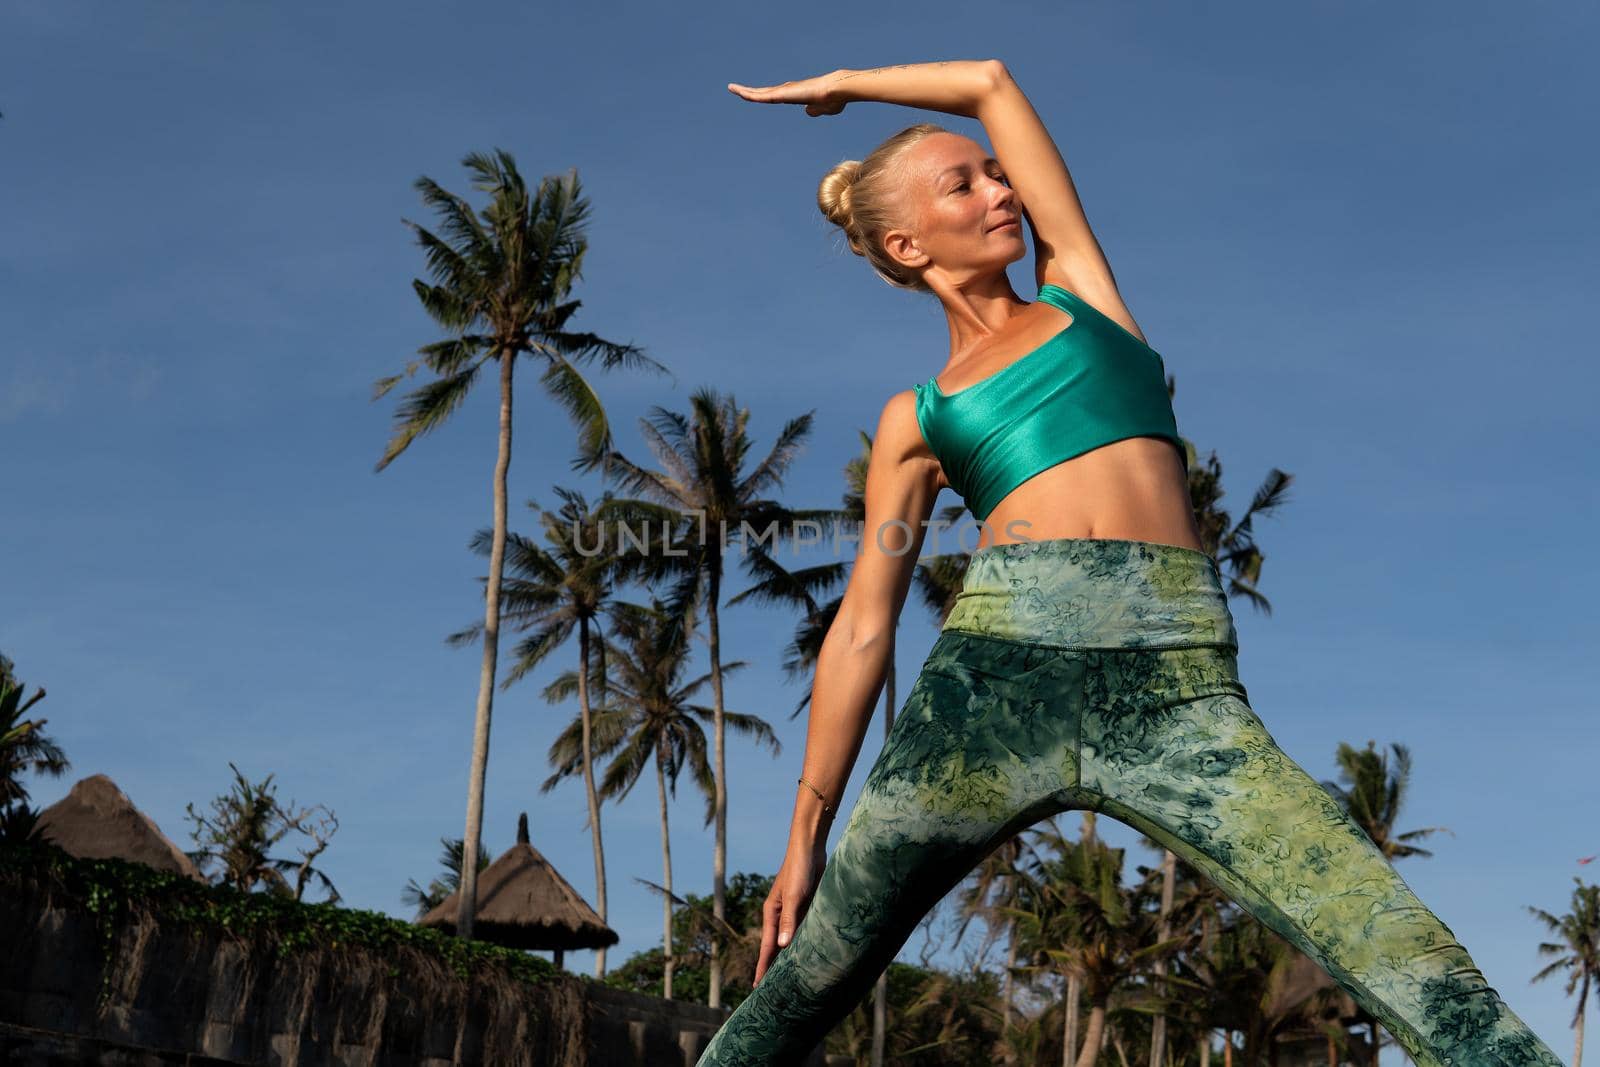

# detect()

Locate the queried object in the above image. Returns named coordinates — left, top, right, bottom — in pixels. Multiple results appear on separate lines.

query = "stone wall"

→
left=0, top=863, right=828, bottom=1066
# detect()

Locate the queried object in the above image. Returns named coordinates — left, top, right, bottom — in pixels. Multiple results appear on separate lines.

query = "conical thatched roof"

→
left=418, top=812, right=619, bottom=952
left=35, top=774, right=204, bottom=881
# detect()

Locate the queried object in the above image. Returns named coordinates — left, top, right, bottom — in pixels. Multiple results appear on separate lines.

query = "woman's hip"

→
left=940, top=536, right=1238, bottom=652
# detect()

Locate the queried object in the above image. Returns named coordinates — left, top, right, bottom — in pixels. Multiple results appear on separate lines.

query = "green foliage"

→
left=0, top=650, right=69, bottom=811
left=0, top=799, right=47, bottom=844
left=1, top=839, right=562, bottom=1008
left=1529, top=876, right=1600, bottom=1025
left=607, top=871, right=775, bottom=1004
left=185, top=761, right=340, bottom=902
left=830, top=961, right=1005, bottom=1066
left=401, top=836, right=494, bottom=919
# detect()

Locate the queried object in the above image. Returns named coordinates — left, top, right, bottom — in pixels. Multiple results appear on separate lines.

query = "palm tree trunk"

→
left=1066, top=972, right=1081, bottom=1067
left=1074, top=999, right=1107, bottom=1067
left=1244, top=1021, right=1265, bottom=1067
left=577, top=619, right=609, bottom=978
left=657, top=749, right=676, bottom=1000
left=1574, top=995, right=1585, bottom=1067
left=1368, top=1021, right=1379, bottom=1067
left=872, top=643, right=896, bottom=1067
left=1223, top=1030, right=1232, bottom=1067
left=1149, top=848, right=1176, bottom=1067
left=707, top=563, right=728, bottom=1009
left=592, top=618, right=612, bottom=977
left=1001, top=925, right=1019, bottom=1062
left=1068, top=818, right=1092, bottom=1067
left=1199, top=1031, right=1210, bottom=1067
left=457, top=348, right=513, bottom=940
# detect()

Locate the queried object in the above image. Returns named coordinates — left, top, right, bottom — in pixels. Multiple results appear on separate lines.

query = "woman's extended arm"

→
left=728, top=58, right=999, bottom=117
left=827, top=59, right=1002, bottom=117
left=752, top=390, right=941, bottom=985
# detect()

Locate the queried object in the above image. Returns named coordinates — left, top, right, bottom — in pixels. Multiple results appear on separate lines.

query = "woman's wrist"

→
left=790, top=777, right=838, bottom=848
left=827, top=60, right=1005, bottom=117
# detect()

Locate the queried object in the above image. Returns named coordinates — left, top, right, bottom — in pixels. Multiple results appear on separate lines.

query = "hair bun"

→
left=816, top=159, right=863, bottom=234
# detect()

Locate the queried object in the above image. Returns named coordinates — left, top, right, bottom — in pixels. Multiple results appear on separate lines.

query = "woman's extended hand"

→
left=754, top=839, right=828, bottom=985
left=727, top=72, right=847, bottom=116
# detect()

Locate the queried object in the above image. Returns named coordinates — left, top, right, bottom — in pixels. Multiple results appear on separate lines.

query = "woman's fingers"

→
left=754, top=890, right=783, bottom=985
left=726, top=77, right=846, bottom=115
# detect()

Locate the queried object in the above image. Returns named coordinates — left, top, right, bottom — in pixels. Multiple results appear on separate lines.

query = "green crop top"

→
left=912, top=282, right=1183, bottom=523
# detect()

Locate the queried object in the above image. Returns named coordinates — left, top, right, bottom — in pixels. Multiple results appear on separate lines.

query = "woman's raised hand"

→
left=727, top=72, right=847, bottom=116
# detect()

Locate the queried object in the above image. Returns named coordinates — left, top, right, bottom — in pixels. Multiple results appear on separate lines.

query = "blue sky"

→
left=3, top=1, right=1596, bottom=1059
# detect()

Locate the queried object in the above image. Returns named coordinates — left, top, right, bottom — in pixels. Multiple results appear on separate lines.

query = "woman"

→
left=698, top=60, right=1561, bottom=1067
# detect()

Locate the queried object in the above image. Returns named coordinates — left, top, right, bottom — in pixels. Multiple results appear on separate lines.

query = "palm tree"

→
left=549, top=596, right=776, bottom=998
left=1529, top=876, right=1600, bottom=1067
left=402, top=836, right=495, bottom=918
left=954, top=833, right=1035, bottom=1064
left=445, top=485, right=673, bottom=976
left=0, top=652, right=68, bottom=811
left=1180, top=406, right=1295, bottom=617
left=588, top=387, right=830, bottom=1008
left=1320, top=740, right=1451, bottom=862
left=1189, top=907, right=1339, bottom=1067
left=729, top=429, right=865, bottom=725
left=1005, top=817, right=1179, bottom=1067
left=374, top=151, right=668, bottom=940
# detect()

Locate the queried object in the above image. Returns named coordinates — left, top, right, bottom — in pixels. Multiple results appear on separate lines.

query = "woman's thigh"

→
left=1079, top=646, right=1562, bottom=1067
left=697, top=631, right=1090, bottom=1066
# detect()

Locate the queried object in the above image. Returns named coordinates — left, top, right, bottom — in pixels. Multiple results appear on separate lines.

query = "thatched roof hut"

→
left=35, top=773, right=204, bottom=881
left=419, top=812, right=618, bottom=965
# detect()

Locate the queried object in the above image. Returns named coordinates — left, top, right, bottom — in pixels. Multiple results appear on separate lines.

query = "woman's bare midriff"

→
left=958, top=435, right=1204, bottom=554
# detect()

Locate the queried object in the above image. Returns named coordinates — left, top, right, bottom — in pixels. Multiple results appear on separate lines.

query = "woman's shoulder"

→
left=875, top=389, right=947, bottom=490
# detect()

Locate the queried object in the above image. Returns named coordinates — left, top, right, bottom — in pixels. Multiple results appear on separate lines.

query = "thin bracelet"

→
left=797, top=775, right=836, bottom=819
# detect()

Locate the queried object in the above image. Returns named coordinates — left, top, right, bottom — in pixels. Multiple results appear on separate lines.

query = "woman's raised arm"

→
left=971, top=63, right=1122, bottom=302
left=728, top=60, right=1130, bottom=319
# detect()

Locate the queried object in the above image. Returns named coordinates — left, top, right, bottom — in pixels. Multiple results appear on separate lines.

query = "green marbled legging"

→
left=697, top=537, right=1561, bottom=1067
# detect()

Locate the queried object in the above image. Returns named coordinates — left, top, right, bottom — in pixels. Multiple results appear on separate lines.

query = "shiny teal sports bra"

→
left=912, top=283, right=1183, bottom=523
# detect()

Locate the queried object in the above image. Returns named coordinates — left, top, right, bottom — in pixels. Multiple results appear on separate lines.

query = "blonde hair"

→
left=817, top=122, right=950, bottom=292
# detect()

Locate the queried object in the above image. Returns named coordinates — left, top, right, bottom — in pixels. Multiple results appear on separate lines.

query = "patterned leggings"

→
left=696, top=538, right=1561, bottom=1067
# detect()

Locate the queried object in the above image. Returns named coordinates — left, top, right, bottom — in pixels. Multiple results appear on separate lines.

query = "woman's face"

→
left=889, top=132, right=1025, bottom=285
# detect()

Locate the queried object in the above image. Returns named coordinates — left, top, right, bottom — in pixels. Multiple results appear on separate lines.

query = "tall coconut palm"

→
left=586, top=387, right=830, bottom=1007
left=375, top=151, right=669, bottom=939
left=1529, top=876, right=1600, bottom=1067
left=445, top=485, right=674, bottom=974
left=954, top=833, right=1036, bottom=1064
left=1189, top=907, right=1343, bottom=1067
left=551, top=596, right=776, bottom=998
left=726, top=429, right=864, bottom=724
left=1005, top=817, right=1179, bottom=1067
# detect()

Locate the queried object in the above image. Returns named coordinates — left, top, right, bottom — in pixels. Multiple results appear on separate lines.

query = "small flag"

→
left=1579, top=856, right=1596, bottom=865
